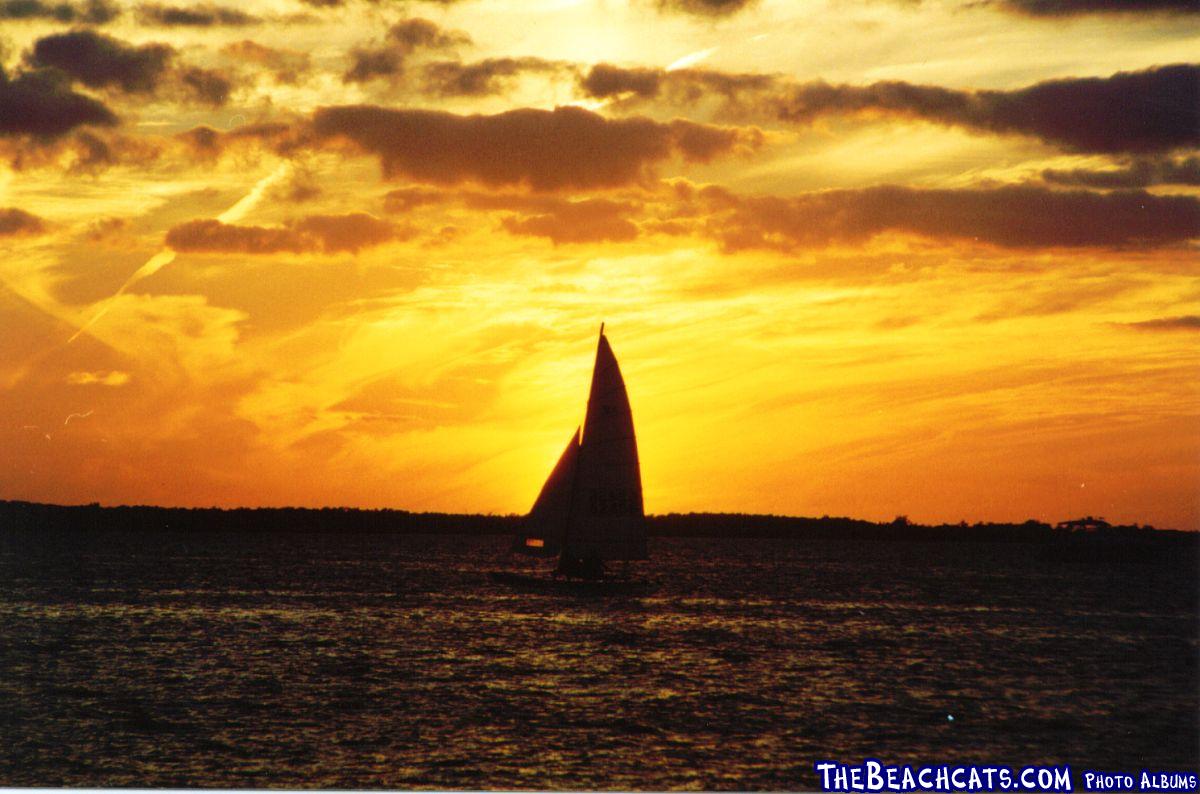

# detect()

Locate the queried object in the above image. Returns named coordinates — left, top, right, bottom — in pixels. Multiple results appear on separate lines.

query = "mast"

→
left=562, top=324, right=647, bottom=562
left=518, top=324, right=647, bottom=576
left=556, top=324, right=601, bottom=564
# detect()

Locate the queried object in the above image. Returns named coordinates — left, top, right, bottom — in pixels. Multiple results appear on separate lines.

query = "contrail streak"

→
left=219, top=162, right=292, bottom=224
left=68, top=162, right=293, bottom=344
left=667, top=46, right=718, bottom=72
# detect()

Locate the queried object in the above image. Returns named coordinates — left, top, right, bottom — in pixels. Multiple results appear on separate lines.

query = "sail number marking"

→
left=588, top=488, right=639, bottom=516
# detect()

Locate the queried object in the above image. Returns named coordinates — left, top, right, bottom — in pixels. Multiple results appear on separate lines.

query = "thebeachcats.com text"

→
left=813, top=760, right=1199, bottom=792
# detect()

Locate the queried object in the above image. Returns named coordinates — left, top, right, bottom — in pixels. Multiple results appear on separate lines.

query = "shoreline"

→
left=3, top=499, right=1193, bottom=545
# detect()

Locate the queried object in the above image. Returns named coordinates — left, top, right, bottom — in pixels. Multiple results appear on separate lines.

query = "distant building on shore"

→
left=1055, top=516, right=1112, bottom=533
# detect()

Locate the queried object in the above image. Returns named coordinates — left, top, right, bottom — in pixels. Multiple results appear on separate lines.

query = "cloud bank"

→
left=165, top=213, right=401, bottom=254
left=310, top=104, right=762, bottom=190
left=582, top=63, right=1200, bottom=154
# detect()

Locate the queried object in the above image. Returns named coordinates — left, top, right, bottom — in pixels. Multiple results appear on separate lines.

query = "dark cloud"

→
left=1042, top=156, right=1200, bottom=188
left=291, top=213, right=400, bottom=252
left=0, top=207, right=47, bottom=237
left=581, top=64, right=664, bottom=99
left=166, top=213, right=401, bottom=254
left=1118, top=315, right=1200, bottom=331
left=344, top=47, right=406, bottom=84
left=29, top=30, right=237, bottom=106
left=369, top=178, right=1200, bottom=251
left=498, top=198, right=639, bottom=244
left=67, top=130, right=161, bottom=172
left=996, top=0, right=1199, bottom=16
left=777, top=64, right=1199, bottom=154
left=382, top=186, right=446, bottom=212
left=387, top=17, right=471, bottom=50
left=379, top=186, right=640, bottom=243
left=0, top=66, right=117, bottom=139
left=136, top=3, right=262, bottom=26
left=344, top=18, right=469, bottom=83
left=221, top=40, right=310, bottom=84
left=655, top=0, right=758, bottom=17
left=980, top=65, right=1199, bottom=154
left=176, top=121, right=298, bottom=160
left=176, top=65, right=233, bottom=106
left=177, top=125, right=222, bottom=155
left=0, top=127, right=158, bottom=172
left=30, top=30, right=172, bottom=93
left=69, top=129, right=112, bottom=166
left=582, top=62, right=1198, bottom=155
left=422, top=57, right=570, bottom=97
left=167, top=219, right=310, bottom=254
left=580, top=63, right=775, bottom=107
left=684, top=184, right=1200, bottom=251
left=0, top=0, right=118, bottom=23
left=310, top=104, right=761, bottom=190
left=671, top=117, right=758, bottom=160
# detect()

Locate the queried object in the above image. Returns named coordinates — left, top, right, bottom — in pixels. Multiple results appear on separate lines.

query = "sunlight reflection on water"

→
left=0, top=533, right=1196, bottom=789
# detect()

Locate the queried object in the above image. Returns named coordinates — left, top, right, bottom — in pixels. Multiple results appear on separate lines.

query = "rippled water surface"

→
left=1, top=532, right=1196, bottom=789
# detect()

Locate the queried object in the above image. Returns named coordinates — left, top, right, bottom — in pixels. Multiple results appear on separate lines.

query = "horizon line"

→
left=0, top=498, right=1188, bottom=533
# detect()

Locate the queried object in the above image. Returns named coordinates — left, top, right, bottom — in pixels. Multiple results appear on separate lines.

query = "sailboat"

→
left=490, top=324, right=648, bottom=592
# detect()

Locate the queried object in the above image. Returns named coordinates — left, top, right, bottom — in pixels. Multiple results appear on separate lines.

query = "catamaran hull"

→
left=500, top=326, right=650, bottom=591
left=488, top=570, right=653, bottom=596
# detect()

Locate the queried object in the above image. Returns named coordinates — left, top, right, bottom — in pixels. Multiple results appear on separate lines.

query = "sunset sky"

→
left=1, top=0, right=1197, bottom=529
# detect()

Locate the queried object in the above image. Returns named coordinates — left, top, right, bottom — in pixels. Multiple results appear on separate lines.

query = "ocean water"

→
left=0, top=531, right=1196, bottom=789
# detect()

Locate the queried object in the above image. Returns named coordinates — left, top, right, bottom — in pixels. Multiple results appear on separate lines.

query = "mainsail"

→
left=565, top=329, right=647, bottom=561
left=513, top=326, right=647, bottom=570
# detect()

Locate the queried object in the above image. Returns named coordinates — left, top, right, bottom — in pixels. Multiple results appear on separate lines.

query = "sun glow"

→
left=0, top=0, right=1195, bottom=530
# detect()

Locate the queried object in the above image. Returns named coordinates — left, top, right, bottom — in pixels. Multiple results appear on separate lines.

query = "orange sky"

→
left=1, top=0, right=1197, bottom=529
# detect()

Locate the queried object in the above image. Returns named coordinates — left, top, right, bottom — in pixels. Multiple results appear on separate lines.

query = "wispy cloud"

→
left=1117, top=315, right=1200, bottom=332
left=68, top=162, right=292, bottom=344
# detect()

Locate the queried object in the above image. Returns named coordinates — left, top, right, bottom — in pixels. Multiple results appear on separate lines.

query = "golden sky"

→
left=1, top=0, right=1197, bottom=528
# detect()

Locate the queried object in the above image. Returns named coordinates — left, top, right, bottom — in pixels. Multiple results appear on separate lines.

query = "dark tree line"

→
left=0, top=500, right=1188, bottom=547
